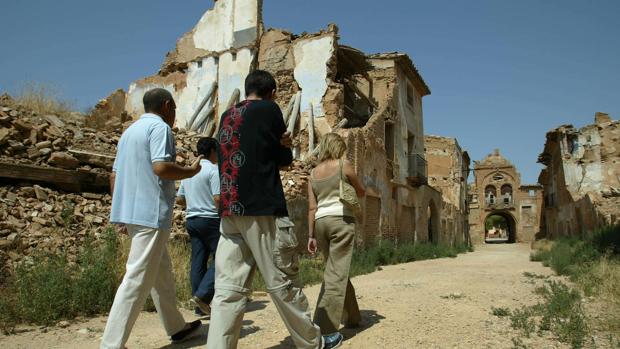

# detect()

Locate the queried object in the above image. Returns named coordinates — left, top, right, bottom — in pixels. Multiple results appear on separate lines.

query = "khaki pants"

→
left=100, top=225, right=186, bottom=349
left=314, top=216, right=361, bottom=334
left=206, top=216, right=321, bottom=349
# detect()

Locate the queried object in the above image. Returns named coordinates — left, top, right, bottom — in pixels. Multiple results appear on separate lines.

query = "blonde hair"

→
left=317, top=133, right=347, bottom=162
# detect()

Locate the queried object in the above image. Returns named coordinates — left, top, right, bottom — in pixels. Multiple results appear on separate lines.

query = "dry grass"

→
left=530, top=226, right=620, bottom=342
left=14, top=82, right=74, bottom=117
left=575, top=257, right=620, bottom=333
left=168, top=240, right=193, bottom=308
left=531, top=238, right=554, bottom=252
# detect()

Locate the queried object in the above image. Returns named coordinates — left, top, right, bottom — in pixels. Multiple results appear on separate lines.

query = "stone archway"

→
left=426, top=198, right=441, bottom=243
left=484, top=211, right=517, bottom=243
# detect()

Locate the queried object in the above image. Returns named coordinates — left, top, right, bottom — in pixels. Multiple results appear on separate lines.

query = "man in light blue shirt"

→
left=101, top=88, right=203, bottom=349
left=176, top=137, right=221, bottom=316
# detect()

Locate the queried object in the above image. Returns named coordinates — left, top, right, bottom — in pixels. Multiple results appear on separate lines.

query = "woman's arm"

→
left=307, top=179, right=318, bottom=254
left=344, top=160, right=366, bottom=198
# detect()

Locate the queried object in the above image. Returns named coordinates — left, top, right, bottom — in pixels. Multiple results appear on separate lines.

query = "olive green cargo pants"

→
left=313, top=215, right=361, bottom=334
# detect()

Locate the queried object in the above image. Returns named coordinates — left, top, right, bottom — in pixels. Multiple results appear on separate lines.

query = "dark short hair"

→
left=245, top=70, right=277, bottom=98
left=143, top=88, right=174, bottom=113
left=197, top=137, right=218, bottom=157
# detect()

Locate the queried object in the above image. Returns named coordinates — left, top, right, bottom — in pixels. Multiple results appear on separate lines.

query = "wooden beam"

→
left=344, top=78, right=377, bottom=109
left=0, top=162, right=109, bottom=192
left=287, top=91, right=302, bottom=135
left=191, top=104, right=215, bottom=132
left=187, top=82, right=217, bottom=130
left=308, top=102, right=315, bottom=153
left=68, top=148, right=115, bottom=170
left=282, top=94, right=296, bottom=125
left=211, top=88, right=241, bottom=137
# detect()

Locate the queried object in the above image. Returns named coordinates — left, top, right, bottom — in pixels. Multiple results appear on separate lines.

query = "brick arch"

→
left=484, top=211, right=518, bottom=243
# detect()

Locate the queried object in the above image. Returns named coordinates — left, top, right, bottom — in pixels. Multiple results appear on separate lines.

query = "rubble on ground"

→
left=280, top=160, right=312, bottom=200
left=0, top=97, right=307, bottom=279
left=0, top=103, right=117, bottom=173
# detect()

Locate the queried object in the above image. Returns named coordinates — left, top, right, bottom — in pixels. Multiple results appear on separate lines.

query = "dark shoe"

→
left=194, top=307, right=206, bottom=317
left=190, top=296, right=211, bottom=317
left=170, top=320, right=202, bottom=343
left=322, top=332, right=343, bottom=349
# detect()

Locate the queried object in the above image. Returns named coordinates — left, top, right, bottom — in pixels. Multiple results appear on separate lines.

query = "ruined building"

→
left=537, top=113, right=620, bottom=238
left=100, top=0, right=460, bottom=246
left=468, top=150, right=542, bottom=244
left=424, top=136, right=470, bottom=245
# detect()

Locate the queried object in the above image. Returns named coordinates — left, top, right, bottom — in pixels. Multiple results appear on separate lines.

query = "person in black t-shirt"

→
left=206, top=70, right=322, bottom=349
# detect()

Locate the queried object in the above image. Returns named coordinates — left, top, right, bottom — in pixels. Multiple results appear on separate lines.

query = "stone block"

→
left=48, top=152, right=79, bottom=169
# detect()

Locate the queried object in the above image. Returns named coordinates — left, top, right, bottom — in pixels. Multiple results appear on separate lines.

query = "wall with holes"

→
left=124, top=0, right=260, bottom=128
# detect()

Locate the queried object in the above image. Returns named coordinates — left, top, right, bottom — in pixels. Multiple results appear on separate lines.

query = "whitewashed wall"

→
left=293, top=36, right=334, bottom=119
left=125, top=0, right=260, bottom=128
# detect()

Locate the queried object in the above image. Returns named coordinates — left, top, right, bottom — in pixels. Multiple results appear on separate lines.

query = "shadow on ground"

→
left=158, top=320, right=260, bottom=348
left=265, top=309, right=385, bottom=349
left=246, top=299, right=269, bottom=313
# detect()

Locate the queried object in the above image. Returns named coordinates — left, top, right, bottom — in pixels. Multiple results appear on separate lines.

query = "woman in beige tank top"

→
left=307, top=133, right=366, bottom=348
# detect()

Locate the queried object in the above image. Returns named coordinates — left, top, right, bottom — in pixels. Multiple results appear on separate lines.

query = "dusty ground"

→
left=1, top=244, right=588, bottom=348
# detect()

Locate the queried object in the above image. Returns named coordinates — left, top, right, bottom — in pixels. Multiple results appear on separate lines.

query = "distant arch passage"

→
left=484, top=212, right=517, bottom=243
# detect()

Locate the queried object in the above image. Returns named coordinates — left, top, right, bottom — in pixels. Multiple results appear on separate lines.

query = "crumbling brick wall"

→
left=538, top=113, right=620, bottom=237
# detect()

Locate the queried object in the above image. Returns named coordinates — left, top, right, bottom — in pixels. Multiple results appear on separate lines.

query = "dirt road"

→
left=2, top=244, right=572, bottom=348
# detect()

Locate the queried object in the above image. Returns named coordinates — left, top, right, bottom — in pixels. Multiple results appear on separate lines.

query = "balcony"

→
left=407, top=154, right=427, bottom=186
left=485, top=197, right=515, bottom=211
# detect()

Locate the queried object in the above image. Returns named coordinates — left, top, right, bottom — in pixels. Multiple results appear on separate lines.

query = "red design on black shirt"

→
left=218, top=101, right=250, bottom=216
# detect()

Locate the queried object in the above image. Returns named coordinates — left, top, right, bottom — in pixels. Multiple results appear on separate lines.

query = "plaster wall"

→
left=126, top=82, right=176, bottom=119
left=293, top=35, right=335, bottom=119
left=177, top=57, right=219, bottom=126
left=193, top=0, right=260, bottom=52
left=217, top=49, right=255, bottom=113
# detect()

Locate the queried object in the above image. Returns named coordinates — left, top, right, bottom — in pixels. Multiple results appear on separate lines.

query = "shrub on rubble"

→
left=0, top=228, right=121, bottom=328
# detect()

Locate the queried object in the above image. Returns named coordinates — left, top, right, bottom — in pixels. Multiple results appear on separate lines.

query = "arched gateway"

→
left=484, top=211, right=517, bottom=243
left=467, top=149, right=543, bottom=244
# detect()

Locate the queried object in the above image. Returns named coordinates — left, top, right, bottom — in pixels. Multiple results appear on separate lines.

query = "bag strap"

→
left=339, top=158, right=344, bottom=181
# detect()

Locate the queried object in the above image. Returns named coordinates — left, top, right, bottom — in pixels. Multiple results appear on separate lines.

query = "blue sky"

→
left=1, top=0, right=618, bottom=183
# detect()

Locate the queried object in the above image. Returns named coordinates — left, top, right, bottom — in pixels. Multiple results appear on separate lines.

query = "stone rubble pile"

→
left=0, top=102, right=117, bottom=173
left=0, top=98, right=308, bottom=279
left=280, top=160, right=312, bottom=200
left=0, top=184, right=112, bottom=279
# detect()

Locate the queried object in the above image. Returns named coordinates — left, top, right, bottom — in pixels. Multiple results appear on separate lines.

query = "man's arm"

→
left=109, top=171, right=116, bottom=197
left=272, top=108, right=293, bottom=167
left=307, top=180, right=318, bottom=255
left=209, top=169, right=221, bottom=210
left=213, top=194, right=221, bottom=210
left=150, top=123, right=202, bottom=180
left=152, top=157, right=202, bottom=180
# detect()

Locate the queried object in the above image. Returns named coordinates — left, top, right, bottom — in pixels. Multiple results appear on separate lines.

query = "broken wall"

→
left=538, top=113, right=620, bottom=238
left=125, top=0, right=262, bottom=127
left=119, top=0, right=452, bottom=250
left=258, top=26, right=342, bottom=143
left=425, top=135, right=470, bottom=244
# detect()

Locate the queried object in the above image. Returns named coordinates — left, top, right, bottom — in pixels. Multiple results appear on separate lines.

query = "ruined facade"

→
left=468, top=150, right=543, bottom=244
left=424, top=135, right=470, bottom=243
left=114, top=0, right=466, bottom=247
left=425, top=136, right=470, bottom=245
left=537, top=113, right=620, bottom=238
